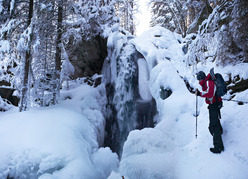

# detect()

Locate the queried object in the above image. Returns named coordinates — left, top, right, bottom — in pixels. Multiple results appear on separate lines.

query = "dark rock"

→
left=160, top=87, right=172, bottom=100
left=0, top=80, right=19, bottom=106
left=94, top=76, right=102, bottom=87
left=136, top=99, right=156, bottom=129
left=67, top=35, right=107, bottom=78
left=0, top=87, right=19, bottom=106
left=227, top=76, right=248, bottom=94
left=0, top=80, right=11, bottom=87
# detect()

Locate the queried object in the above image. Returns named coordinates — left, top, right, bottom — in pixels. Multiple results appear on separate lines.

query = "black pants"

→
left=208, top=102, right=224, bottom=150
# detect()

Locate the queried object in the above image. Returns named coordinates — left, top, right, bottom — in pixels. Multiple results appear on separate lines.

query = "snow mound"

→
left=0, top=84, right=118, bottom=179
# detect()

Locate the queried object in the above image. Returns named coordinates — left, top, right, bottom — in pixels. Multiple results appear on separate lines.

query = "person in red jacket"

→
left=195, top=71, right=224, bottom=154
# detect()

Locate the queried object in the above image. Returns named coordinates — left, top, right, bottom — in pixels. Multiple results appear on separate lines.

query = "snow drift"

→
left=0, top=83, right=118, bottom=178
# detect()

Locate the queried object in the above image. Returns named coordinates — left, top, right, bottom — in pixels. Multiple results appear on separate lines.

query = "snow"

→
left=10, top=0, right=15, bottom=13
left=0, top=84, right=118, bottom=178
left=0, top=96, right=11, bottom=111
left=117, top=26, right=248, bottom=179
left=0, top=40, right=10, bottom=52
left=137, top=58, right=152, bottom=100
left=0, top=25, right=248, bottom=179
left=105, top=23, right=128, bottom=83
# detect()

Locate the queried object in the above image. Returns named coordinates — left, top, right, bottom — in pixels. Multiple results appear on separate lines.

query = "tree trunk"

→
left=129, top=0, right=134, bottom=35
left=19, top=0, right=34, bottom=112
left=53, top=0, right=63, bottom=104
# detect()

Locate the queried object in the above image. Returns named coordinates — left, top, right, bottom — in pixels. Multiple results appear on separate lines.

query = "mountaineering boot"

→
left=210, top=147, right=224, bottom=154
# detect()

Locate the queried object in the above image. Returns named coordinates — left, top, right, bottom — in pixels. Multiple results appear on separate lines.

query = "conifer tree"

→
left=114, top=0, right=137, bottom=35
left=149, top=0, right=209, bottom=37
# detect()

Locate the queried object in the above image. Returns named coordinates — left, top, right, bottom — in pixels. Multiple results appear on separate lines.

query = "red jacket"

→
left=199, top=74, right=222, bottom=104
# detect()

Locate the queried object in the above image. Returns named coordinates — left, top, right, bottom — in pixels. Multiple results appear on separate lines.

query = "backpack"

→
left=210, top=68, right=227, bottom=97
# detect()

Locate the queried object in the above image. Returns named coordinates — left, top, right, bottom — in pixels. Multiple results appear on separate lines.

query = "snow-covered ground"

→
left=0, top=26, right=248, bottom=179
left=0, top=83, right=118, bottom=178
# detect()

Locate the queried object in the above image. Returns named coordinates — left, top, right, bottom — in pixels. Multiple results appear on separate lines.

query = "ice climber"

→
left=195, top=71, right=224, bottom=154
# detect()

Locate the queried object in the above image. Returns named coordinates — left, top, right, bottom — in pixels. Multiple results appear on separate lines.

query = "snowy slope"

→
left=112, top=27, right=248, bottom=179
left=0, top=83, right=118, bottom=178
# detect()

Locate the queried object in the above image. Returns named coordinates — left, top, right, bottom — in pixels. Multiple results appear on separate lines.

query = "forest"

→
left=1, top=0, right=246, bottom=112
left=0, top=0, right=248, bottom=178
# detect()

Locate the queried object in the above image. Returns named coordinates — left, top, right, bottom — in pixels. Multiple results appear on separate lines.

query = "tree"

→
left=1, top=0, right=118, bottom=110
left=0, top=0, right=27, bottom=90
left=114, top=0, right=137, bottom=35
left=149, top=0, right=210, bottom=37
left=18, top=0, right=34, bottom=112
left=53, top=0, right=64, bottom=104
left=149, top=0, right=188, bottom=37
left=60, top=44, right=74, bottom=90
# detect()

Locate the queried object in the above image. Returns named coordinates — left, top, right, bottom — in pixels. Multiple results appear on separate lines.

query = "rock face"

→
left=67, top=35, right=107, bottom=78
left=215, top=0, right=248, bottom=64
left=187, top=1, right=248, bottom=65
left=229, top=0, right=248, bottom=63
left=186, top=0, right=248, bottom=95
left=187, top=3, right=213, bottom=34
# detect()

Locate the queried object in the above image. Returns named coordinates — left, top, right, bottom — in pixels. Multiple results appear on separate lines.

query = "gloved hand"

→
left=195, top=89, right=201, bottom=96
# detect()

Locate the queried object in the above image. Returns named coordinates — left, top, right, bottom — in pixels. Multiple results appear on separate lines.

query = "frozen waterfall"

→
left=102, top=30, right=157, bottom=157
